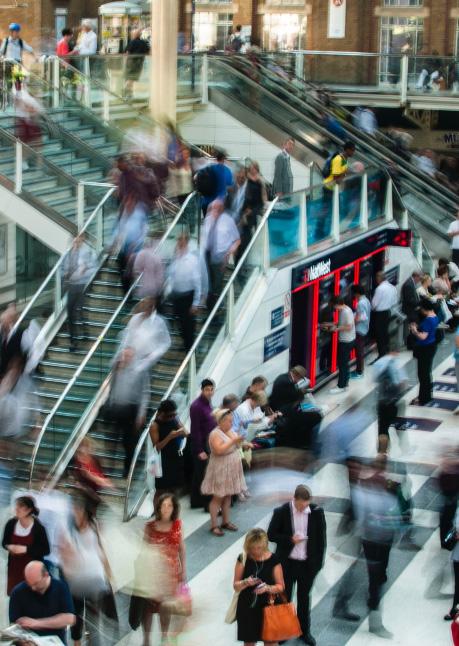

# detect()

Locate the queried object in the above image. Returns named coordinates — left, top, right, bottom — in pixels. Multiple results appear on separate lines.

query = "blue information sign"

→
left=264, top=327, right=288, bottom=362
left=271, top=306, right=284, bottom=329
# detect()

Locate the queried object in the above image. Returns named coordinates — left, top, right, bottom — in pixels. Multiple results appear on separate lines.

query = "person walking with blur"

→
left=2, top=496, right=50, bottom=595
left=233, top=528, right=285, bottom=645
left=142, top=494, right=187, bottom=646
left=124, top=29, right=150, bottom=99
left=267, top=485, right=326, bottom=646
left=149, top=399, right=189, bottom=504
left=189, top=379, right=215, bottom=509
left=168, top=233, right=202, bottom=352
left=351, top=284, right=371, bottom=379
left=133, top=235, right=165, bottom=301
left=113, top=193, right=148, bottom=294
left=273, top=138, right=294, bottom=197
left=371, top=271, right=398, bottom=359
left=202, top=199, right=240, bottom=311
left=60, top=494, right=114, bottom=646
left=197, top=149, right=234, bottom=216
left=410, top=299, right=439, bottom=405
left=62, top=232, right=96, bottom=352
left=236, top=161, right=267, bottom=263
left=201, top=408, right=247, bottom=536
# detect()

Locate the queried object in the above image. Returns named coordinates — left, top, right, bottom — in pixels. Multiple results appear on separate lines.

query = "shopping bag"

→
left=148, top=447, right=162, bottom=478
left=261, top=595, right=302, bottom=642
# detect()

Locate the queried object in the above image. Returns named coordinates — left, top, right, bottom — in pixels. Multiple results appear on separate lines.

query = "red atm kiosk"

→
left=290, top=228, right=411, bottom=388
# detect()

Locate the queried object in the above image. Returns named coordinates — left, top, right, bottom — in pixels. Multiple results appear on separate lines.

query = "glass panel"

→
left=307, top=184, right=333, bottom=246
left=409, top=55, right=459, bottom=94
left=15, top=228, right=59, bottom=311
left=339, top=174, right=362, bottom=233
left=368, top=170, right=387, bottom=221
left=268, top=192, right=301, bottom=263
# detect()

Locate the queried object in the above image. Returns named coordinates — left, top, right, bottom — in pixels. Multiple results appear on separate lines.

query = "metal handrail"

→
left=249, top=55, right=459, bottom=208
left=29, top=191, right=198, bottom=487
left=10, top=184, right=116, bottom=339
left=123, top=195, right=280, bottom=520
left=215, top=56, right=459, bottom=214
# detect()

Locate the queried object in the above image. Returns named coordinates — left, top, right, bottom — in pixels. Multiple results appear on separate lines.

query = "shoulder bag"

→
left=224, top=552, right=246, bottom=624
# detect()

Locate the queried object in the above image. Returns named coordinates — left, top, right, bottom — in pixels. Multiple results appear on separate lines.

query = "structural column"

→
left=150, top=0, right=178, bottom=125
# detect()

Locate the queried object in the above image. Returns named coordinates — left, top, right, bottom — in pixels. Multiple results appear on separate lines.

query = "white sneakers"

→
left=329, top=386, right=349, bottom=395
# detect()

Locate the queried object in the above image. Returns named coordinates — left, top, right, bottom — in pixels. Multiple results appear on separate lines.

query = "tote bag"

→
left=261, top=595, right=302, bottom=643
left=224, top=553, right=246, bottom=624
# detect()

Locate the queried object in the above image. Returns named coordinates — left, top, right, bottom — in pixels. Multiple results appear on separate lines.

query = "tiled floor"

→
left=1, top=344, right=458, bottom=645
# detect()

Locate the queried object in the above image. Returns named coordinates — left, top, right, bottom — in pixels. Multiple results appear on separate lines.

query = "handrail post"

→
left=54, top=270, right=62, bottom=313
left=261, top=220, right=270, bottom=274
left=360, top=173, right=368, bottom=231
left=332, top=185, right=340, bottom=243
left=299, top=191, right=308, bottom=254
left=187, top=351, right=197, bottom=403
left=201, top=53, right=208, bottom=104
left=96, top=205, right=104, bottom=254
left=77, top=183, right=85, bottom=231
left=226, top=282, right=235, bottom=338
left=294, top=52, right=304, bottom=80
left=400, top=54, right=409, bottom=107
left=83, top=57, right=91, bottom=107
left=103, top=90, right=110, bottom=124
left=15, top=141, right=23, bottom=193
left=384, top=178, right=393, bottom=222
left=401, top=208, right=409, bottom=229
left=52, top=56, right=60, bottom=108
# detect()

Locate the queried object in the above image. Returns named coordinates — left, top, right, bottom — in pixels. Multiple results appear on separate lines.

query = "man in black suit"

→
left=267, top=485, right=326, bottom=646
left=401, top=270, right=422, bottom=326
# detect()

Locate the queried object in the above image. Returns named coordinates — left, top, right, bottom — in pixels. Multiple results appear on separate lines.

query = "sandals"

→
left=221, top=522, right=238, bottom=532
left=210, top=526, right=224, bottom=537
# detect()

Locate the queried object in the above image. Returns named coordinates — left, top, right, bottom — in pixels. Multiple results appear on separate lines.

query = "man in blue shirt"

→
left=201, top=149, right=234, bottom=214
left=9, top=561, right=75, bottom=644
left=351, top=284, right=371, bottom=378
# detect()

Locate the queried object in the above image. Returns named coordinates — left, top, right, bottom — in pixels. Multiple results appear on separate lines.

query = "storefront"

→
left=98, top=0, right=150, bottom=53
left=290, top=227, right=411, bottom=388
left=260, top=0, right=308, bottom=51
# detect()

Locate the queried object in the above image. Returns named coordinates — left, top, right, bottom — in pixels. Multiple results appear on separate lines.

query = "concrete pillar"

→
left=150, top=0, right=178, bottom=125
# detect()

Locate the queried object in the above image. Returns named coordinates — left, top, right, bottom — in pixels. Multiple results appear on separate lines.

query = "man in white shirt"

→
left=232, top=391, right=277, bottom=438
left=371, top=271, right=398, bottom=359
left=76, top=20, right=97, bottom=56
left=324, top=296, right=356, bottom=395
left=448, top=210, right=459, bottom=266
left=168, top=233, right=202, bottom=352
left=202, top=199, right=240, bottom=311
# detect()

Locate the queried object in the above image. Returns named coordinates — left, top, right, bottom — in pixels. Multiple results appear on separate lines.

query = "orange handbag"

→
left=261, top=594, right=302, bottom=643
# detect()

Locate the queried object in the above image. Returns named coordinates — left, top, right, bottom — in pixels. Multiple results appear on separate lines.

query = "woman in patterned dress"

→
left=142, top=494, right=186, bottom=646
left=201, top=408, right=248, bottom=537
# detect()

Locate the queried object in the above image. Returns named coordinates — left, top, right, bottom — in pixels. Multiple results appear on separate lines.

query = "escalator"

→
left=205, top=56, right=454, bottom=254
left=13, top=190, right=197, bottom=486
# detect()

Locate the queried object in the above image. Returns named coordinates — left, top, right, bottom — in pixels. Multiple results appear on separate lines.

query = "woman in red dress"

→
left=142, top=494, right=187, bottom=646
left=2, top=496, right=49, bottom=595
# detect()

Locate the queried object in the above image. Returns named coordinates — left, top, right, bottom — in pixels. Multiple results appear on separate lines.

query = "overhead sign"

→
left=328, top=0, right=346, bottom=39
left=291, top=227, right=412, bottom=291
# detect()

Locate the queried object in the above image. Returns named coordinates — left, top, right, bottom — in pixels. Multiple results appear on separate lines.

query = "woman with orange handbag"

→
left=233, top=528, right=285, bottom=645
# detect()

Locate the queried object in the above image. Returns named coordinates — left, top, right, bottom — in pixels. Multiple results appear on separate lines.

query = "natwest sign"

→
left=307, top=259, right=331, bottom=282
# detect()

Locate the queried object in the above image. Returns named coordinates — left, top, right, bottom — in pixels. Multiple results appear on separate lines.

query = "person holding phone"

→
left=233, top=528, right=284, bottom=645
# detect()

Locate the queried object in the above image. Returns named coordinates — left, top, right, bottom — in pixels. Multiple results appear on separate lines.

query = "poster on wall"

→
left=328, top=0, right=346, bottom=39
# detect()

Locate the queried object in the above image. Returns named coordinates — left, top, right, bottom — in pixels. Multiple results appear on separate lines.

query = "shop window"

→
left=265, top=0, right=305, bottom=5
left=263, top=12, right=307, bottom=51
left=195, top=11, right=233, bottom=50
left=379, top=15, right=424, bottom=83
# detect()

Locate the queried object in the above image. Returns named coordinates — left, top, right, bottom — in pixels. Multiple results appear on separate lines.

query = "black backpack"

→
left=195, top=165, right=216, bottom=197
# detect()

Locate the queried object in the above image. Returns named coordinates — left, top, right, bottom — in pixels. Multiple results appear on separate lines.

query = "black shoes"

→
left=333, top=607, right=361, bottom=622
left=299, top=633, right=317, bottom=646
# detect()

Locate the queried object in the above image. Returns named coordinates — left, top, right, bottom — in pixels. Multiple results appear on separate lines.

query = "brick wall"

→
left=0, top=1, right=42, bottom=49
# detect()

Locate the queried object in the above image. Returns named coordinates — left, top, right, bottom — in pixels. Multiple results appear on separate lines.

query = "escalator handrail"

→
left=123, top=195, right=281, bottom=520
left=222, top=55, right=459, bottom=212
left=29, top=191, right=198, bottom=488
left=32, top=56, right=210, bottom=162
left=10, top=184, right=116, bottom=340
